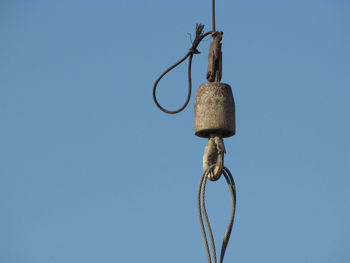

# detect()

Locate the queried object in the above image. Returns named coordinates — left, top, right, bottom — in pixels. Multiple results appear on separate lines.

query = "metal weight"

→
left=194, top=82, right=235, bottom=138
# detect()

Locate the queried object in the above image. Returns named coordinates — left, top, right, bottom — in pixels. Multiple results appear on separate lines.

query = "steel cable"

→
left=152, top=25, right=212, bottom=114
left=152, top=0, right=217, bottom=114
left=198, top=165, right=236, bottom=263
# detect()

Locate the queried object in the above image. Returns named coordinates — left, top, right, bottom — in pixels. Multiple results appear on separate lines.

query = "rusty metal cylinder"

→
left=194, top=82, right=235, bottom=138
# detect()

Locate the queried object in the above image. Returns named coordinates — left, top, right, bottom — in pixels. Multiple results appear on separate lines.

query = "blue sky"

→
left=1, top=0, right=349, bottom=262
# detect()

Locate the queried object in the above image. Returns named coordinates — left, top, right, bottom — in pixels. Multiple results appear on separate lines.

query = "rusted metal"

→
left=206, top=31, right=223, bottom=83
left=203, top=136, right=226, bottom=181
left=194, top=82, right=235, bottom=138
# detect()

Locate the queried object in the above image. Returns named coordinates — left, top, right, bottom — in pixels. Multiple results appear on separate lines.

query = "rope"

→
left=152, top=0, right=218, bottom=114
left=198, top=165, right=236, bottom=263
left=220, top=167, right=236, bottom=263
left=198, top=165, right=215, bottom=262
left=152, top=25, right=212, bottom=114
left=212, top=0, right=216, bottom=32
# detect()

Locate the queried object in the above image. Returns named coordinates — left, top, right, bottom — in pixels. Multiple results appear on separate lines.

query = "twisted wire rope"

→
left=198, top=165, right=236, bottom=263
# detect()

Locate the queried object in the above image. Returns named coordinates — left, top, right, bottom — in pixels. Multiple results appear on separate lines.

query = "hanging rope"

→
left=152, top=0, right=218, bottom=114
left=198, top=165, right=236, bottom=263
left=152, top=25, right=212, bottom=114
left=212, top=0, right=216, bottom=32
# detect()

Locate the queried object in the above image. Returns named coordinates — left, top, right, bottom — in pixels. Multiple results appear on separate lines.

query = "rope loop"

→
left=152, top=24, right=212, bottom=114
left=198, top=165, right=236, bottom=263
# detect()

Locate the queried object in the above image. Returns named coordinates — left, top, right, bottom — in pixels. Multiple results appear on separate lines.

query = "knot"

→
left=189, top=24, right=206, bottom=55
left=202, top=136, right=226, bottom=181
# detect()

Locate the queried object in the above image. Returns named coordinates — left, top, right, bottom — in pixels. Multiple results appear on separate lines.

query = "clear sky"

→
left=1, top=0, right=349, bottom=262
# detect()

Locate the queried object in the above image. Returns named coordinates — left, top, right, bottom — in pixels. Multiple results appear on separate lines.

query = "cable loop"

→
left=198, top=165, right=236, bottom=263
left=152, top=25, right=212, bottom=114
